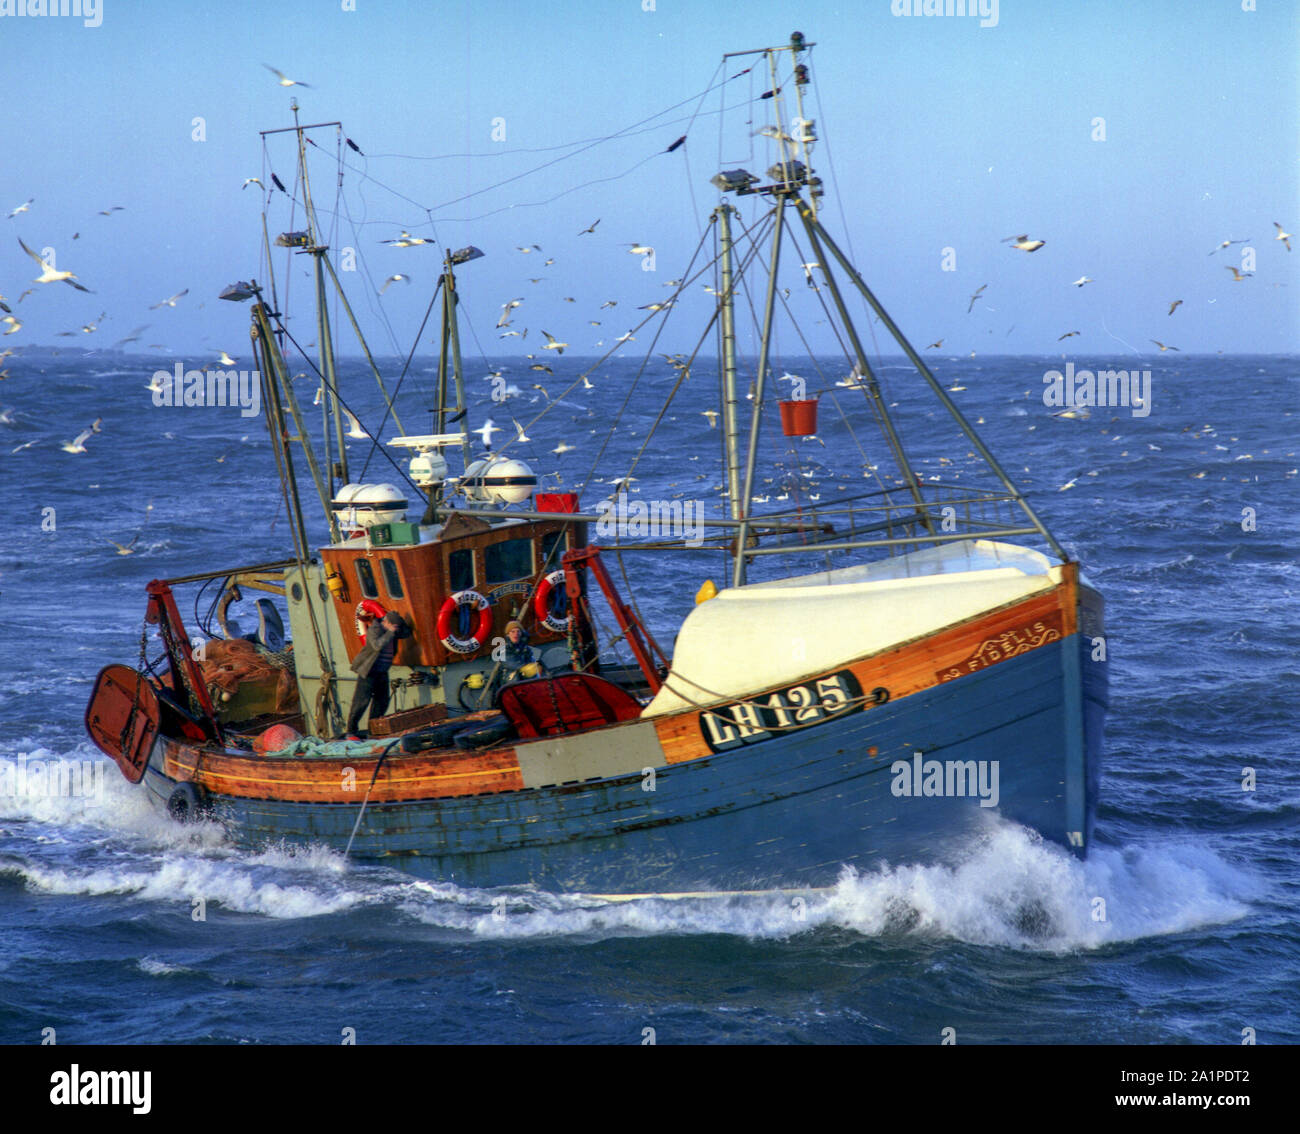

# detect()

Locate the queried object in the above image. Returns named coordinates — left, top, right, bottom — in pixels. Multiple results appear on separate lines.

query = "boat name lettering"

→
left=937, top=614, right=1063, bottom=682
left=699, top=671, right=869, bottom=753
left=487, top=582, right=532, bottom=601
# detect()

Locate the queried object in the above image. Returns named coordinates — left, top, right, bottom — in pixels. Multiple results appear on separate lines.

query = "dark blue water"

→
left=1, top=349, right=1296, bottom=1044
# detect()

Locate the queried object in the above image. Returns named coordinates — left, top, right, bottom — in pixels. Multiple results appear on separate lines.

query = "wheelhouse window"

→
left=380, top=557, right=404, bottom=600
left=448, top=548, right=474, bottom=591
left=355, top=558, right=378, bottom=599
left=540, top=529, right=566, bottom=572
left=485, top=537, right=533, bottom=584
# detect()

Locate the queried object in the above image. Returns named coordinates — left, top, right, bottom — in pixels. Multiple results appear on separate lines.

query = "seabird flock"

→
left=0, top=57, right=1292, bottom=537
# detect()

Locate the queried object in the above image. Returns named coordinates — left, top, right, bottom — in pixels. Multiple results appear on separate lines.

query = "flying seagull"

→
left=1150, top=340, right=1180, bottom=352
left=115, top=325, right=150, bottom=347
left=1070, top=276, right=1094, bottom=288
left=966, top=283, right=986, bottom=313
left=1207, top=238, right=1249, bottom=256
left=18, top=237, right=92, bottom=291
left=1274, top=222, right=1292, bottom=252
left=381, top=231, right=433, bottom=247
left=263, top=64, right=311, bottom=88
left=379, top=274, right=410, bottom=295
left=241, top=178, right=265, bottom=191
left=473, top=419, right=501, bottom=448
left=1057, top=331, right=1080, bottom=341
left=1224, top=266, right=1253, bottom=282
left=497, top=298, right=523, bottom=327
left=627, top=244, right=653, bottom=256
left=339, top=406, right=368, bottom=439
left=61, top=419, right=102, bottom=453
left=1003, top=234, right=1045, bottom=252
left=540, top=331, right=567, bottom=354
left=926, top=339, right=943, bottom=349
left=1167, top=300, right=1183, bottom=316
left=1, top=316, right=21, bottom=336
left=149, top=288, right=189, bottom=309
left=8, top=199, right=33, bottom=219
left=578, top=219, right=601, bottom=235
left=97, top=205, right=125, bottom=215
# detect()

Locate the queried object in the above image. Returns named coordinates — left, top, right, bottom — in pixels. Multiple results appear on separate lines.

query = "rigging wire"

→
left=265, top=309, right=424, bottom=498
left=423, top=71, right=748, bottom=215
left=356, top=276, right=446, bottom=482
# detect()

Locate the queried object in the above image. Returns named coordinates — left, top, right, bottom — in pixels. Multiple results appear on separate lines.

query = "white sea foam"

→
left=4, top=745, right=1258, bottom=945
left=15, top=854, right=367, bottom=919
left=400, top=819, right=1257, bottom=951
left=137, top=957, right=190, bottom=976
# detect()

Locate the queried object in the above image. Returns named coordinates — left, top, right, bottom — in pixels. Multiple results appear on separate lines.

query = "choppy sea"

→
left=1, top=349, right=1297, bottom=1046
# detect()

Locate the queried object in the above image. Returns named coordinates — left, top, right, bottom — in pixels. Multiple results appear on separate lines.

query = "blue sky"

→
left=1, top=0, right=1296, bottom=361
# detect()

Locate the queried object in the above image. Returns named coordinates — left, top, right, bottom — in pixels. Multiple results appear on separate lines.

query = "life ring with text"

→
left=355, top=599, right=387, bottom=641
left=437, top=590, right=493, bottom=654
left=533, top=571, right=571, bottom=633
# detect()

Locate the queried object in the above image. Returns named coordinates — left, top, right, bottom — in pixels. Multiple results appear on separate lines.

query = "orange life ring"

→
left=355, top=599, right=387, bottom=641
left=436, top=590, right=493, bottom=654
left=533, top=570, right=571, bottom=633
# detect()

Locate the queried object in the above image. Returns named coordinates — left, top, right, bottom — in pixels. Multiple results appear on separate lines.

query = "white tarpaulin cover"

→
left=642, top=540, right=1063, bottom=717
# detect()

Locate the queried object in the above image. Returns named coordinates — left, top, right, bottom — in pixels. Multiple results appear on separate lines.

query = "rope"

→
left=343, top=738, right=404, bottom=859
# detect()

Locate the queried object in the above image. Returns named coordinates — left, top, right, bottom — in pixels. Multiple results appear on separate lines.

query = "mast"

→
left=435, top=247, right=483, bottom=494
left=732, top=199, right=786, bottom=588
left=251, top=298, right=311, bottom=565
left=290, top=103, right=349, bottom=494
left=716, top=204, right=743, bottom=523
left=793, top=204, right=933, bottom=527
left=798, top=201, right=1068, bottom=561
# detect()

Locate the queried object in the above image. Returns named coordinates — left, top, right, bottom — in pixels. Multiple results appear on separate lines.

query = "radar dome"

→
left=460, top=457, right=537, bottom=505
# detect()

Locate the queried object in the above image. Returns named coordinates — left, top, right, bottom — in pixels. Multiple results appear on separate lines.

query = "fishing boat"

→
left=85, top=34, right=1106, bottom=895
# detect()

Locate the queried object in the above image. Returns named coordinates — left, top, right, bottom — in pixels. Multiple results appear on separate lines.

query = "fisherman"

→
left=345, top=610, right=411, bottom=739
left=502, top=619, right=543, bottom=680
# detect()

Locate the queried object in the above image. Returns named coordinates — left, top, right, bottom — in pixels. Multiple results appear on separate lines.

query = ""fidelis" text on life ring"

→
left=437, top=590, right=493, bottom=653
left=532, top=570, right=571, bottom=633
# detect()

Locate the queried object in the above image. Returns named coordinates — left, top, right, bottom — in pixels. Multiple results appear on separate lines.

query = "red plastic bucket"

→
left=778, top=398, right=819, bottom=436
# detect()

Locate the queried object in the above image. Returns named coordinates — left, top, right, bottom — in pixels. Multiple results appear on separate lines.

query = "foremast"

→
left=711, top=33, right=1067, bottom=589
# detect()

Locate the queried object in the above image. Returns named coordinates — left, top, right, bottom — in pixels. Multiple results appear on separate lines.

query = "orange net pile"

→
left=198, top=638, right=297, bottom=714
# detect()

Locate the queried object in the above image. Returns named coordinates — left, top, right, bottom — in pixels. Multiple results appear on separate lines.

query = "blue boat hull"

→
left=140, top=630, right=1106, bottom=893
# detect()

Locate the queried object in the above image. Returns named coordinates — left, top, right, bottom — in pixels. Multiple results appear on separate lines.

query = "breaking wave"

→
left=0, top=752, right=1257, bottom=949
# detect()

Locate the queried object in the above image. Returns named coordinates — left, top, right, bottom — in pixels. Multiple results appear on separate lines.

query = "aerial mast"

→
left=715, top=203, right=743, bottom=525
